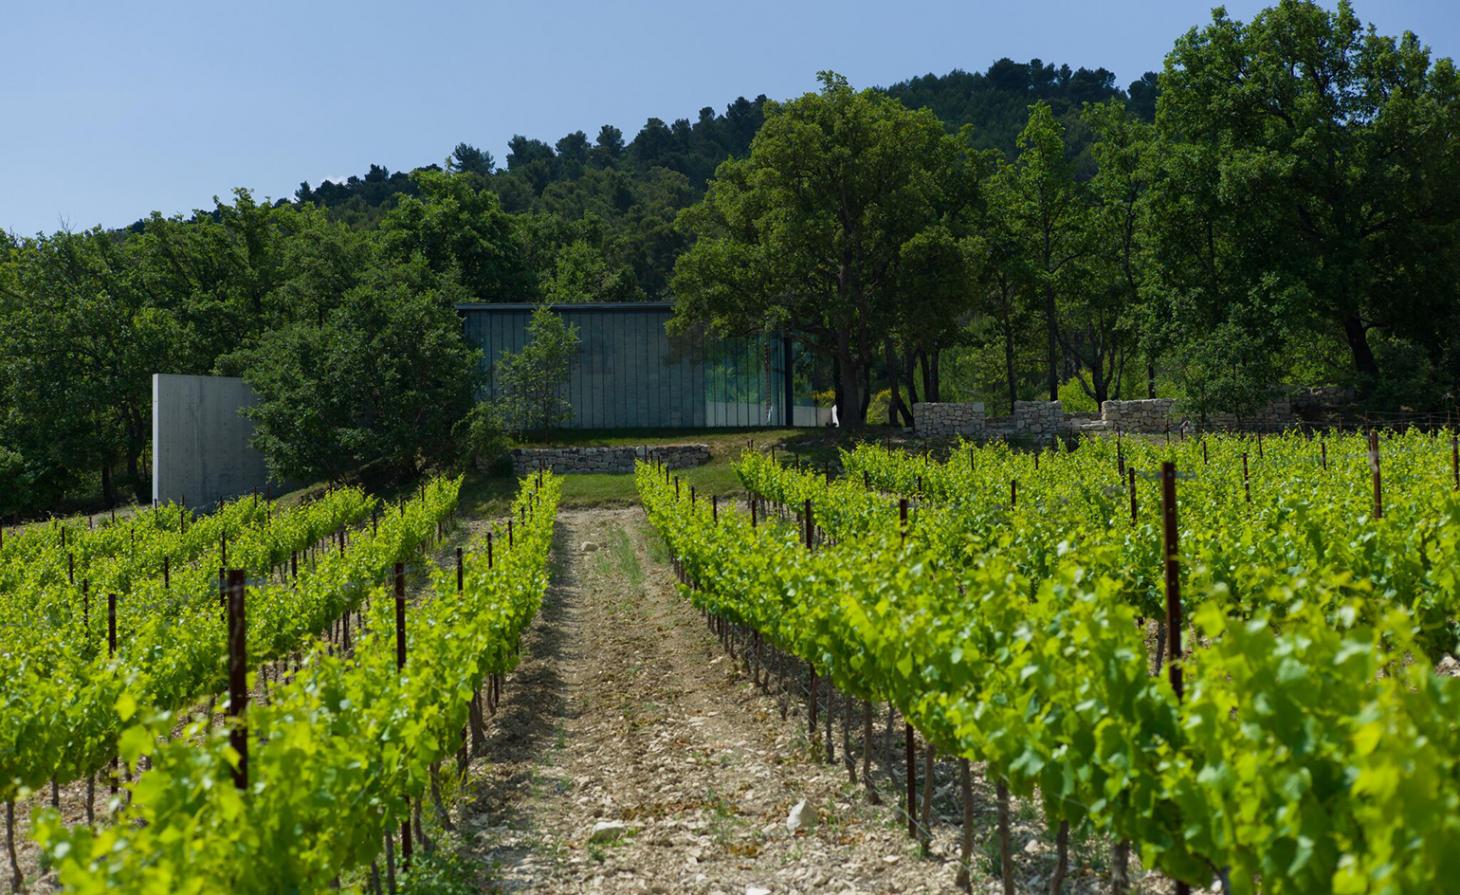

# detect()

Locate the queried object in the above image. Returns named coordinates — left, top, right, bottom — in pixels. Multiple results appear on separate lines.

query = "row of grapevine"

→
left=752, top=432, right=1460, bottom=659
left=0, top=482, right=448, bottom=806
left=638, top=454, right=1460, bottom=895
left=31, top=473, right=562, bottom=893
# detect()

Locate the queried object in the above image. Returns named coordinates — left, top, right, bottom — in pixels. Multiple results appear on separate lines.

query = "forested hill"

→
left=291, top=59, right=1155, bottom=229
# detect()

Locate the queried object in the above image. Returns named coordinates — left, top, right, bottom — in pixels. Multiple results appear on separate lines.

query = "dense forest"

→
left=2, top=0, right=1457, bottom=516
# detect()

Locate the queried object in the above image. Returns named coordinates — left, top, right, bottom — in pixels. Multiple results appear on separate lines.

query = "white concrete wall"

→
left=792, top=406, right=835, bottom=427
left=152, top=374, right=273, bottom=510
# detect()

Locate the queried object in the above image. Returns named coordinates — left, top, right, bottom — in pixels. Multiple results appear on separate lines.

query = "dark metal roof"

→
left=455, top=302, right=673, bottom=313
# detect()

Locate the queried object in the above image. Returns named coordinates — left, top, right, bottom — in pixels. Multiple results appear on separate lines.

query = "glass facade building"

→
left=457, top=303, right=822, bottom=429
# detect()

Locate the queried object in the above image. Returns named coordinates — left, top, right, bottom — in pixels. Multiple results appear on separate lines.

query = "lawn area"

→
left=458, top=425, right=905, bottom=517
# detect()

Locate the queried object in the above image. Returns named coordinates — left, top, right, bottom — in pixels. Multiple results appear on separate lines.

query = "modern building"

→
left=456, top=302, right=826, bottom=429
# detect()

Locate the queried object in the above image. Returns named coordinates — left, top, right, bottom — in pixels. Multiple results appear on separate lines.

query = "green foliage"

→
left=236, top=259, right=483, bottom=483
left=1148, top=0, right=1460, bottom=399
left=34, top=476, right=557, bottom=893
left=0, top=483, right=410, bottom=802
left=672, top=72, right=977, bottom=427
left=643, top=434, right=1460, bottom=893
left=4, top=9, right=1459, bottom=514
left=492, top=304, right=579, bottom=436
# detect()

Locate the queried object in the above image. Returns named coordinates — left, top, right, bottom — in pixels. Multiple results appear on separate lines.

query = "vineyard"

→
left=2, top=472, right=562, bottom=892
left=639, top=431, right=1460, bottom=895
left=2, top=430, right=1458, bottom=894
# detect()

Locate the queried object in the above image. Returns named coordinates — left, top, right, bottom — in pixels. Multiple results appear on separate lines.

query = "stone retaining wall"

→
left=984, top=400, right=1066, bottom=443
left=1198, top=397, right=1296, bottom=431
left=912, top=402, right=985, bottom=438
left=510, top=444, right=711, bottom=475
left=1100, top=399, right=1177, bottom=431
left=915, top=392, right=1309, bottom=442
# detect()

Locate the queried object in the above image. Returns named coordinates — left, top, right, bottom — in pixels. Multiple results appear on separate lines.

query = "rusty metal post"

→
left=1368, top=430, right=1383, bottom=519
left=226, top=570, right=248, bottom=790
left=1159, top=463, right=1189, bottom=895
left=456, top=547, right=464, bottom=592
left=906, top=722, right=917, bottom=838
left=394, top=562, right=412, bottom=869
left=1128, top=467, right=1137, bottom=524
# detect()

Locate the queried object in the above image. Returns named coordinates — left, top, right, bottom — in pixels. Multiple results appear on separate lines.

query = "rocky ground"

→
left=452, top=507, right=1191, bottom=895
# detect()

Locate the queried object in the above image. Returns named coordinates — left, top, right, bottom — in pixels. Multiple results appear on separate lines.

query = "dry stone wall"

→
left=914, top=392, right=1310, bottom=443
left=984, top=401, right=1066, bottom=443
left=912, top=402, right=985, bottom=438
left=509, top=444, right=710, bottom=475
left=1100, top=399, right=1176, bottom=431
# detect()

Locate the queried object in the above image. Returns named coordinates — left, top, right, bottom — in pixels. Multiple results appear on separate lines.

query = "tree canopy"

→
left=2, top=2, right=1457, bottom=514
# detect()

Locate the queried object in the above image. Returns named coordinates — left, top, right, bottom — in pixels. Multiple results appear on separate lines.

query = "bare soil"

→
left=453, top=508, right=1192, bottom=894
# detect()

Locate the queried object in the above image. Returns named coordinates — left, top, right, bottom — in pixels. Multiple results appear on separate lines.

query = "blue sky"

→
left=3, top=0, right=1455, bottom=236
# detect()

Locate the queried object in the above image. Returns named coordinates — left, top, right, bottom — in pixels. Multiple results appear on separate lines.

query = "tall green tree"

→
left=0, top=228, right=179, bottom=507
left=672, top=72, right=973, bottom=427
left=381, top=171, right=532, bottom=303
left=492, top=305, right=580, bottom=435
left=995, top=102, right=1087, bottom=402
left=1154, top=0, right=1460, bottom=395
left=1066, top=100, right=1156, bottom=404
left=237, top=258, right=482, bottom=483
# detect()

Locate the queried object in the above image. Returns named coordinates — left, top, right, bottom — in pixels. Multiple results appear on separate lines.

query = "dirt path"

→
left=458, top=507, right=970, bottom=894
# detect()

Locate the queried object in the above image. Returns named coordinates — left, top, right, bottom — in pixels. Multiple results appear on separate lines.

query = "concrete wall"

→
left=152, top=374, right=274, bottom=510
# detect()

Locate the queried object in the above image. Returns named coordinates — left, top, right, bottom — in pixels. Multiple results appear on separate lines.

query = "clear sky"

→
left=3, top=0, right=1456, bottom=236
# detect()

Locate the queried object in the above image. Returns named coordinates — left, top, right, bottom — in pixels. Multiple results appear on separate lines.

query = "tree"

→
left=1063, top=100, right=1155, bottom=405
left=238, top=258, right=482, bottom=483
left=541, top=240, right=643, bottom=303
left=591, top=125, right=626, bottom=167
left=380, top=170, right=532, bottom=303
left=1154, top=0, right=1460, bottom=395
left=448, top=143, right=495, bottom=178
left=0, top=228, right=178, bottom=506
left=493, top=304, right=579, bottom=435
left=972, top=181, right=1038, bottom=414
left=996, top=102, right=1087, bottom=401
left=672, top=72, right=972, bottom=427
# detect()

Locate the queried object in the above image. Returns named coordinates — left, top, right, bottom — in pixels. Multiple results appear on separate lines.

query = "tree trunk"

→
left=1091, top=356, right=1109, bottom=405
left=885, top=341, right=910, bottom=427
left=1044, top=282, right=1059, bottom=401
left=126, top=446, right=148, bottom=505
left=997, top=780, right=1014, bottom=895
left=859, top=365, right=872, bottom=422
left=101, top=462, right=117, bottom=509
left=918, top=349, right=934, bottom=405
left=1111, top=840, right=1131, bottom=894
left=834, top=338, right=867, bottom=429
left=1342, top=314, right=1380, bottom=382
left=1004, top=323, right=1018, bottom=415
left=1146, top=359, right=1157, bottom=399
left=902, top=349, right=920, bottom=409
left=956, top=759, right=974, bottom=892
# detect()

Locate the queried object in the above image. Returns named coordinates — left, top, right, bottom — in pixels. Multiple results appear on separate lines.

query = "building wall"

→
left=459, top=303, right=811, bottom=429
left=152, top=374, right=274, bottom=510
